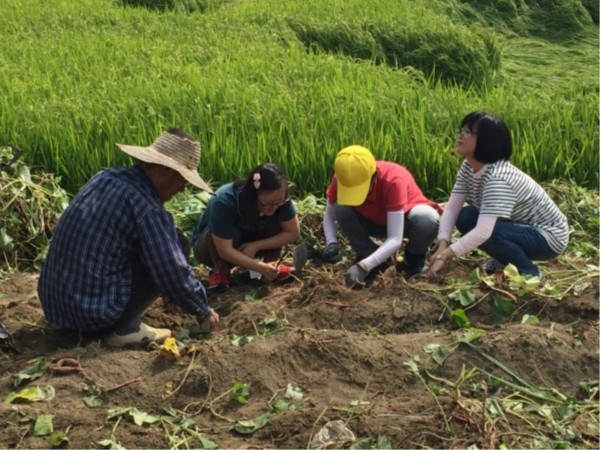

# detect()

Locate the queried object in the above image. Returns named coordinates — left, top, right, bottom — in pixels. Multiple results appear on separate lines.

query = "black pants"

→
left=109, top=229, right=190, bottom=334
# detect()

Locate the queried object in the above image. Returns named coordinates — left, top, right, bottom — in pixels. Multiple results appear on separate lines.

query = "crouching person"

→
left=322, top=145, right=441, bottom=288
left=427, top=111, right=569, bottom=280
left=38, top=128, right=219, bottom=346
left=191, top=163, right=300, bottom=290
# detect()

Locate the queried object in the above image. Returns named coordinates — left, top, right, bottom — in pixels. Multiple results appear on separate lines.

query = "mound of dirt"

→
left=0, top=259, right=598, bottom=449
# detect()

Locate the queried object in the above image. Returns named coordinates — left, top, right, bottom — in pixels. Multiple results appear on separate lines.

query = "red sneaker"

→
left=208, top=268, right=230, bottom=289
left=276, top=263, right=295, bottom=281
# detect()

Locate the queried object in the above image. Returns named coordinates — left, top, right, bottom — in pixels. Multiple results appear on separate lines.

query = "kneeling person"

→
left=38, top=128, right=219, bottom=346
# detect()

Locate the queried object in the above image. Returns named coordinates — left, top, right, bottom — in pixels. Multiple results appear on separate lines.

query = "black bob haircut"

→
left=460, top=111, right=512, bottom=164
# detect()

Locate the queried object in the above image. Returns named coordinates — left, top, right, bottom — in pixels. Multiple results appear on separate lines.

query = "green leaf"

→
left=229, top=381, right=250, bottom=404
left=82, top=384, right=103, bottom=408
left=402, top=359, right=429, bottom=383
left=554, top=403, right=576, bottom=419
left=130, top=408, right=160, bottom=426
left=18, top=164, right=31, bottom=182
left=376, top=435, right=392, bottom=449
left=521, top=314, right=540, bottom=324
left=14, top=357, right=49, bottom=387
left=33, top=414, right=54, bottom=436
left=199, top=435, right=220, bottom=449
left=423, top=344, right=450, bottom=365
left=233, top=412, right=273, bottom=434
left=98, top=439, right=125, bottom=450
left=485, top=398, right=505, bottom=419
left=351, top=435, right=392, bottom=449
left=47, top=431, right=69, bottom=448
left=231, top=335, right=253, bottom=347
left=451, top=308, right=471, bottom=329
left=503, top=264, right=520, bottom=278
left=0, top=228, right=14, bottom=253
left=272, top=399, right=294, bottom=412
left=458, top=329, right=484, bottom=344
left=578, top=379, right=599, bottom=396
left=449, top=288, right=476, bottom=306
left=491, top=295, right=516, bottom=324
left=244, top=289, right=262, bottom=301
left=5, top=385, right=55, bottom=403
left=106, top=407, right=133, bottom=420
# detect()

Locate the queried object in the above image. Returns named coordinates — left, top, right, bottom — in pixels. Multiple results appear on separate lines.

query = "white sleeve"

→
left=449, top=215, right=497, bottom=257
left=361, top=210, right=404, bottom=272
left=438, top=192, right=467, bottom=241
left=323, top=200, right=338, bottom=245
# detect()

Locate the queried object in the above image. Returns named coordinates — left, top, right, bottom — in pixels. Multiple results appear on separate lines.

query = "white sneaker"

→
left=480, top=259, right=505, bottom=274
left=105, top=322, right=171, bottom=347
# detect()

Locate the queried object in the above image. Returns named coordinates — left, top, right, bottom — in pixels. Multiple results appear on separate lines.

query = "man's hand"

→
left=322, top=243, right=342, bottom=263
left=197, top=308, right=220, bottom=334
left=344, top=264, right=368, bottom=288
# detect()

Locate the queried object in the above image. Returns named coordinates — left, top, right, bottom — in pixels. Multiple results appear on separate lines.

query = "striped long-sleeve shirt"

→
left=451, top=160, right=569, bottom=254
left=38, top=166, right=210, bottom=332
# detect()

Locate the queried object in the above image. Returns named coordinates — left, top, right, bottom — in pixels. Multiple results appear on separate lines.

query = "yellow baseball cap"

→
left=334, top=145, right=376, bottom=206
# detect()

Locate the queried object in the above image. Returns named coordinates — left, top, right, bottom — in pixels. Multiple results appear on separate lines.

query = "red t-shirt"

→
left=326, top=161, right=441, bottom=226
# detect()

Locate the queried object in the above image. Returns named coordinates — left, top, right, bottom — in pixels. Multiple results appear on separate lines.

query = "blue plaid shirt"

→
left=38, top=166, right=210, bottom=332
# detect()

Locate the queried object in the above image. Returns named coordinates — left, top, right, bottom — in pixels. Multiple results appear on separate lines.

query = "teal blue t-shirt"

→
left=191, top=182, right=296, bottom=244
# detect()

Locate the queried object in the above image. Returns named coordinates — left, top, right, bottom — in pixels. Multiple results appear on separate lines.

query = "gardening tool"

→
left=292, top=242, right=309, bottom=276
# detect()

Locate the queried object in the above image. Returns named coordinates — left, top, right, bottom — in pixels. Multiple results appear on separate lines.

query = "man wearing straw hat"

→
left=38, top=128, right=219, bottom=346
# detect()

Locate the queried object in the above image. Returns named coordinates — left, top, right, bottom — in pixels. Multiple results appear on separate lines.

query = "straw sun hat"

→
left=117, top=130, right=213, bottom=193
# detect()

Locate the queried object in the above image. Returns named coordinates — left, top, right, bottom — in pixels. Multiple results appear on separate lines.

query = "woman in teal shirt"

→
left=192, top=163, right=300, bottom=289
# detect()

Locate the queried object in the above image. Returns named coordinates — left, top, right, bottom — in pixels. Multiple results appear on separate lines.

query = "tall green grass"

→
left=455, top=0, right=594, bottom=38
left=0, top=0, right=597, bottom=199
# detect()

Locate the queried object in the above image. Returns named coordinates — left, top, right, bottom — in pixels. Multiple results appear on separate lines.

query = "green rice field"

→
left=0, top=0, right=597, bottom=198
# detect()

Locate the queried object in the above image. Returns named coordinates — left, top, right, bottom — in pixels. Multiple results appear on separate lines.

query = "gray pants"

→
left=334, top=203, right=439, bottom=263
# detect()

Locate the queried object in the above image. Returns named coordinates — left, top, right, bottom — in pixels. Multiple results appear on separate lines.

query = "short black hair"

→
left=460, top=111, right=512, bottom=164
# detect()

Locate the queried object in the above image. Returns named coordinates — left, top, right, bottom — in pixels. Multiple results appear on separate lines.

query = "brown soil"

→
left=0, top=259, right=598, bottom=449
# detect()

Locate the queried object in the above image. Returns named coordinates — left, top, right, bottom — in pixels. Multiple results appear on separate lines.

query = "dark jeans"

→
left=456, top=205, right=558, bottom=276
left=334, top=203, right=439, bottom=263
left=109, top=229, right=190, bottom=334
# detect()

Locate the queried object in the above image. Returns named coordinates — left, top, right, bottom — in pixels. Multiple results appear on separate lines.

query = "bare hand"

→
left=259, top=261, right=279, bottom=282
left=427, top=259, right=445, bottom=281
left=428, top=241, right=449, bottom=266
left=197, top=308, right=220, bottom=333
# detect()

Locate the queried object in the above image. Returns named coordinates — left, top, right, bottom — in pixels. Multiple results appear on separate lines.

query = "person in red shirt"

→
left=322, top=145, right=441, bottom=287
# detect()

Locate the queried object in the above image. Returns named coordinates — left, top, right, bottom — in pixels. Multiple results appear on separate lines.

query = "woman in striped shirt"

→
left=427, top=111, right=569, bottom=280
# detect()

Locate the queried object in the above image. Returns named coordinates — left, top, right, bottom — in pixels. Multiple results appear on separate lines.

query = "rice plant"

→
left=0, top=0, right=596, bottom=198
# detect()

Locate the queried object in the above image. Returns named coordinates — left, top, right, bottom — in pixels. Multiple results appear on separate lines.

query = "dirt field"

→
left=0, top=257, right=598, bottom=449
